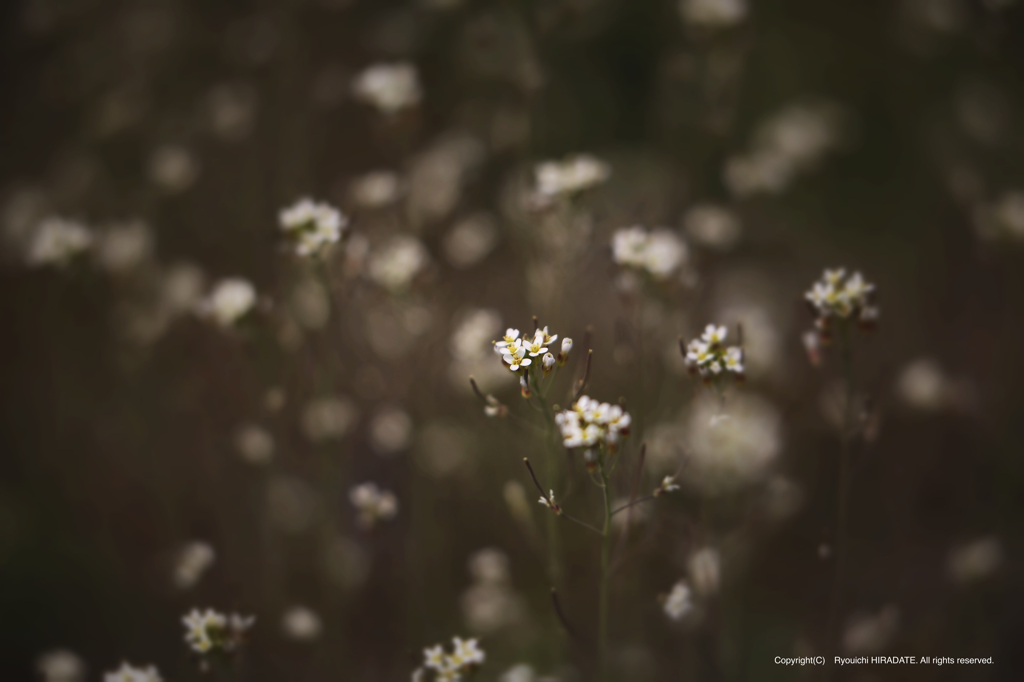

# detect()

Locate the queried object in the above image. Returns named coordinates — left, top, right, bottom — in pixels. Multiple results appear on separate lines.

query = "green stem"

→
left=826, top=327, right=855, bottom=665
left=599, top=467, right=613, bottom=681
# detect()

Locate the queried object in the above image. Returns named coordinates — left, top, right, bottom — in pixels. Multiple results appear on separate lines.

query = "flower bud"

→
left=542, top=352, right=555, bottom=374
left=519, top=375, right=531, bottom=398
left=557, top=337, right=573, bottom=365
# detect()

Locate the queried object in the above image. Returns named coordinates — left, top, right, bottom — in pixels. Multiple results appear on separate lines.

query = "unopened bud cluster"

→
left=684, top=324, right=744, bottom=384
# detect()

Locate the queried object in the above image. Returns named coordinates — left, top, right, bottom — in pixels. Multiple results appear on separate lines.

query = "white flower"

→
left=196, top=278, right=256, bottom=327
left=555, top=395, right=631, bottom=453
left=418, top=637, right=486, bottom=679
left=702, top=324, right=727, bottom=344
left=424, top=645, right=447, bottom=671
left=663, top=581, right=693, bottom=621
left=534, top=154, right=610, bottom=198
left=452, top=637, right=485, bottom=666
left=611, top=226, right=688, bottom=279
left=279, top=198, right=347, bottom=256
left=804, top=268, right=877, bottom=330
left=37, top=649, right=85, bottom=682
left=684, top=323, right=744, bottom=381
left=352, top=62, right=422, bottom=115
left=683, top=204, right=741, bottom=251
left=173, top=541, right=216, bottom=590
left=103, top=663, right=162, bottom=682
left=182, top=608, right=253, bottom=654
left=654, top=475, right=680, bottom=496
left=368, top=236, right=429, bottom=292
left=522, top=330, right=549, bottom=357
left=561, top=337, right=573, bottom=354
left=26, top=217, right=93, bottom=266
left=349, top=482, right=399, bottom=528
left=679, top=0, right=747, bottom=27
left=502, top=344, right=531, bottom=371
left=281, top=605, right=322, bottom=642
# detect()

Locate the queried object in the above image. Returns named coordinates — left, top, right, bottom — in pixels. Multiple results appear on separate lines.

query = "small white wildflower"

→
left=103, top=662, right=162, bottom=682
left=26, top=217, right=93, bottom=266
left=349, top=482, right=399, bottom=528
left=662, top=580, right=693, bottom=621
left=654, top=475, right=680, bottom=497
left=534, top=154, right=610, bottom=198
left=279, top=198, right=347, bottom=257
left=352, top=62, right=422, bottom=115
left=367, top=235, right=429, bottom=292
left=281, top=605, right=323, bottom=642
left=173, top=541, right=216, bottom=590
left=417, top=637, right=485, bottom=679
left=538, top=489, right=561, bottom=514
left=182, top=608, right=254, bottom=655
left=196, top=278, right=257, bottom=327
left=803, top=268, right=878, bottom=346
left=36, top=649, right=85, bottom=682
left=684, top=323, right=744, bottom=385
left=555, top=395, right=632, bottom=456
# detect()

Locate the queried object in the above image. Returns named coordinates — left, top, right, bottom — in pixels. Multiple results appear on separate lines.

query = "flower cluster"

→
left=493, top=327, right=567, bottom=375
left=412, top=637, right=485, bottom=681
left=279, top=198, right=348, bottom=257
left=662, top=580, right=693, bottom=621
left=103, top=663, right=162, bottom=682
left=555, top=395, right=632, bottom=454
left=534, top=154, right=611, bottom=199
left=804, top=268, right=878, bottom=342
left=611, top=226, right=689, bottom=280
left=684, top=324, right=744, bottom=382
left=349, top=482, right=399, bottom=529
left=182, top=608, right=255, bottom=655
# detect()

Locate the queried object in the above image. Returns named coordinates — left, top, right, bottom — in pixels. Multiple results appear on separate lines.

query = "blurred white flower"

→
left=654, top=475, right=681, bottom=497
left=351, top=62, right=422, bottom=115
left=349, top=482, right=399, bottom=528
left=468, top=547, right=510, bottom=584
left=443, top=212, right=500, bottom=269
left=350, top=171, right=403, bottom=209
left=94, top=220, right=152, bottom=274
left=415, top=637, right=485, bottom=680
left=148, top=144, right=200, bottom=193
left=36, top=649, right=85, bottom=682
left=679, top=0, right=747, bottom=27
left=947, top=536, right=1003, bottom=584
left=173, top=541, right=216, bottom=590
left=499, top=664, right=535, bottom=682
left=407, top=133, right=486, bottom=227
left=683, top=392, right=781, bottom=493
left=367, top=235, right=429, bottom=292
left=896, top=358, right=951, bottom=411
left=196, top=278, right=257, bottom=327
left=207, top=82, right=258, bottom=141
left=160, top=262, right=205, bottom=314
left=370, top=407, right=413, bottom=455
left=535, top=154, right=610, bottom=198
left=725, top=103, right=843, bottom=197
left=556, top=395, right=632, bottom=452
left=684, top=323, right=745, bottom=384
left=461, top=582, right=526, bottom=634
left=663, top=580, right=693, bottom=621
left=234, top=423, right=274, bottom=465
left=688, top=547, right=721, bottom=596
left=301, top=396, right=358, bottom=442
left=611, top=226, right=688, bottom=280
left=103, top=663, right=161, bottom=682
left=972, top=191, right=1024, bottom=241
left=281, top=605, right=323, bottom=642
left=683, top=204, right=741, bottom=251
left=279, top=198, right=347, bottom=257
left=26, top=217, right=93, bottom=266
left=842, top=605, right=900, bottom=655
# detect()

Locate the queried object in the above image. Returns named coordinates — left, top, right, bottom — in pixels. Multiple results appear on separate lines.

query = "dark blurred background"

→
left=1, top=0, right=1023, bottom=680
